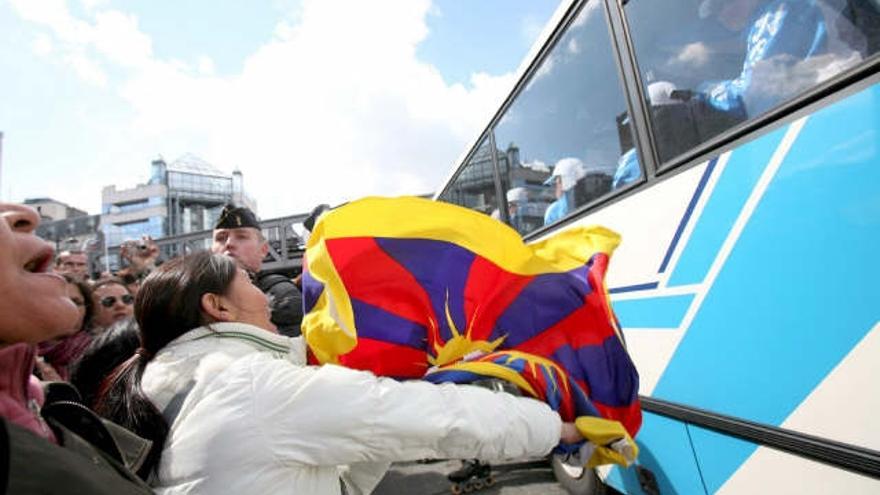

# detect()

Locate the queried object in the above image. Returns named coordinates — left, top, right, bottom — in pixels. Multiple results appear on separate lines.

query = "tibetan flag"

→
left=301, top=196, right=641, bottom=454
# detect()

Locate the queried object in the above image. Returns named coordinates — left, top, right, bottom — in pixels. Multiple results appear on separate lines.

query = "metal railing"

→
left=107, top=212, right=309, bottom=274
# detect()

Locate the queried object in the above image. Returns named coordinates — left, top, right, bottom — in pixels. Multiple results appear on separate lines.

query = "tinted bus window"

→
left=493, top=1, right=642, bottom=235
left=438, top=136, right=500, bottom=216
left=626, top=0, right=880, bottom=164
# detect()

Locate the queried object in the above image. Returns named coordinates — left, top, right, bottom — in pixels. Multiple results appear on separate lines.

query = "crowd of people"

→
left=0, top=200, right=583, bottom=494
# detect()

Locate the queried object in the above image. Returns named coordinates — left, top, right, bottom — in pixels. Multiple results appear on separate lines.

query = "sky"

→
left=0, top=0, right=562, bottom=218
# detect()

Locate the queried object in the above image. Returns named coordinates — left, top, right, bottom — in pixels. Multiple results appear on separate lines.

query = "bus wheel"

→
left=550, top=455, right=606, bottom=495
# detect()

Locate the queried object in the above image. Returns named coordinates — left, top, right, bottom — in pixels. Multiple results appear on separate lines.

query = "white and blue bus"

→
left=435, top=0, right=880, bottom=493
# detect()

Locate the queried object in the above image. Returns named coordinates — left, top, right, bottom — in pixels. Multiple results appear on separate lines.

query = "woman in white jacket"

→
left=96, top=251, right=581, bottom=494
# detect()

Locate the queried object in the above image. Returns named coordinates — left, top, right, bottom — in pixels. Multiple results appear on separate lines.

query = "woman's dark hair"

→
left=91, top=277, right=133, bottom=294
left=70, top=317, right=140, bottom=410
left=35, top=275, right=95, bottom=380
left=63, top=274, right=94, bottom=331
left=93, top=251, right=238, bottom=477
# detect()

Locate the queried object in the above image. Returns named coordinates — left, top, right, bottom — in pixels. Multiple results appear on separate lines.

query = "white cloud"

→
left=524, top=1, right=596, bottom=89
left=80, top=0, right=109, bottom=11
left=65, top=50, right=107, bottom=86
left=90, top=10, right=153, bottom=67
left=520, top=15, right=544, bottom=47
left=196, top=56, right=215, bottom=76
left=571, top=1, right=600, bottom=29
left=9, top=0, right=91, bottom=45
left=8, top=0, right=521, bottom=217
left=32, top=33, right=54, bottom=56
left=669, top=42, right=711, bottom=68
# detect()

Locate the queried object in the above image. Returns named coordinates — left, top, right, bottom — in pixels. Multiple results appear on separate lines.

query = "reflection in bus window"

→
left=626, top=0, right=880, bottom=163
left=500, top=186, right=530, bottom=234
left=438, top=137, right=500, bottom=217
left=493, top=1, right=643, bottom=235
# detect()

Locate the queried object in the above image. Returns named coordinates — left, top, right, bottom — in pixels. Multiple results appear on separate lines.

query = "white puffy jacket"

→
left=141, top=322, right=561, bottom=494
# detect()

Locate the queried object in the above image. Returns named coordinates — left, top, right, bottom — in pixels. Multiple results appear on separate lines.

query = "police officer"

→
left=211, top=204, right=303, bottom=337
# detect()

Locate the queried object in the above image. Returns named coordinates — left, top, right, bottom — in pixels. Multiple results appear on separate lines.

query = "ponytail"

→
left=95, top=350, right=167, bottom=478
left=93, top=251, right=238, bottom=478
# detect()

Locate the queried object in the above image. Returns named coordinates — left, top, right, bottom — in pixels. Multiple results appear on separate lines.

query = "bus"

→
left=435, top=0, right=880, bottom=493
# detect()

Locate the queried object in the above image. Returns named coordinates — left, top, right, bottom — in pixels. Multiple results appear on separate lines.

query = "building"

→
left=101, top=153, right=256, bottom=269
left=27, top=197, right=102, bottom=275
left=27, top=197, right=97, bottom=250
left=24, top=197, right=88, bottom=222
left=34, top=213, right=101, bottom=251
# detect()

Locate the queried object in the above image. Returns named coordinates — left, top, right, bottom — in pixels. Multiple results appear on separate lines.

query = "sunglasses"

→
left=100, top=294, right=134, bottom=308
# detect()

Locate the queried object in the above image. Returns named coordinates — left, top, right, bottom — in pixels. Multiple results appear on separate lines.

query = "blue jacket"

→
left=700, top=0, right=827, bottom=117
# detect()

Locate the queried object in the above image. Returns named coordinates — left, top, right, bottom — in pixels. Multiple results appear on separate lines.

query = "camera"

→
left=122, top=239, right=150, bottom=254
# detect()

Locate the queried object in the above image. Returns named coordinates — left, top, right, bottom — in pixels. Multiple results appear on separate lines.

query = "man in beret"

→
left=211, top=204, right=303, bottom=337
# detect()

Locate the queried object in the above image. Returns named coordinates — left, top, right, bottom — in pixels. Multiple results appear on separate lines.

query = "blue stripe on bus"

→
left=609, top=281, right=659, bottom=294
left=612, top=294, right=694, bottom=329
left=604, top=412, right=708, bottom=494
left=687, top=426, right=758, bottom=493
left=652, top=83, right=880, bottom=491
left=657, top=158, right=718, bottom=274
left=665, top=127, right=787, bottom=287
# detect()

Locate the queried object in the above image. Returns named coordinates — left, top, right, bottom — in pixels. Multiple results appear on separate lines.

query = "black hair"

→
left=91, top=278, right=133, bottom=294
left=93, top=251, right=238, bottom=477
left=70, top=317, right=140, bottom=410
left=62, top=273, right=94, bottom=332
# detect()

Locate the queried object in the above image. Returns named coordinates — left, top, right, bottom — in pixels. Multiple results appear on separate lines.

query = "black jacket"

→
left=256, top=272, right=304, bottom=337
left=1, top=383, right=153, bottom=494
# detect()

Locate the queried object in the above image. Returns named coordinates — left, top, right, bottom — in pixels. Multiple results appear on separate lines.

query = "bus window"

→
left=625, top=0, right=880, bottom=164
left=438, top=136, right=501, bottom=217
left=493, top=0, right=642, bottom=236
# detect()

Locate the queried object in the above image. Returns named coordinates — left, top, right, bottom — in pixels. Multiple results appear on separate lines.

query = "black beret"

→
left=215, top=204, right=260, bottom=230
left=303, top=204, right=331, bottom=233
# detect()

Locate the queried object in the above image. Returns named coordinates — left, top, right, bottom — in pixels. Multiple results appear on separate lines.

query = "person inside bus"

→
left=94, top=250, right=583, bottom=494
left=544, top=157, right=588, bottom=226
left=612, top=148, right=641, bottom=190
left=505, top=186, right=530, bottom=232
left=491, top=187, right=530, bottom=233
left=692, top=0, right=864, bottom=120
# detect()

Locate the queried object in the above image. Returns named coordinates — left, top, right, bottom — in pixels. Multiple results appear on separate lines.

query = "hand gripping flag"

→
left=301, top=196, right=641, bottom=467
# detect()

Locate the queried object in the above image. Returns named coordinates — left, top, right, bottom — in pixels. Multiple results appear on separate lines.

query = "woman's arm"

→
left=250, top=360, right=563, bottom=467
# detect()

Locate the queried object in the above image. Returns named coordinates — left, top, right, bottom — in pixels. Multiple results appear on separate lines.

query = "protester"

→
left=90, top=279, right=135, bottom=333
left=0, top=203, right=78, bottom=438
left=0, top=202, right=152, bottom=493
left=34, top=274, right=94, bottom=381
left=70, top=318, right=140, bottom=410
left=211, top=204, right=304, bottom=336
left=117, top=236, right=161, bottom=295
left=55, top=249, right=89, bottom=282
left=95, top=250, right=582, bottom=494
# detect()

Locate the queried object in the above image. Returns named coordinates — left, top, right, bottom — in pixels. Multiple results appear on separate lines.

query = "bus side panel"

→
left=576, top=164, right=711, bottom=396
left=602, top=412, right=707, bottom=495
left=702, top=323, right=880, bottom=493
left=597, top=164, right=708, bottom=291
left=692, top=427, right=880, bottom=494
left=664, top=125, right=789, bottom=288
left=652, top=83, right=880, bottom=486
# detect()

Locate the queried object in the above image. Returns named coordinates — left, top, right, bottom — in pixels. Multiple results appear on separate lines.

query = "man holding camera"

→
left=211, top=204, right=303, bottom=337
left=116, top=237, right=161, bottom=294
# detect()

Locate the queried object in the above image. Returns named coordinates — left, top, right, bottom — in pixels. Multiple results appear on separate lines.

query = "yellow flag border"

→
left=303, top=196, right=622, bottom=363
